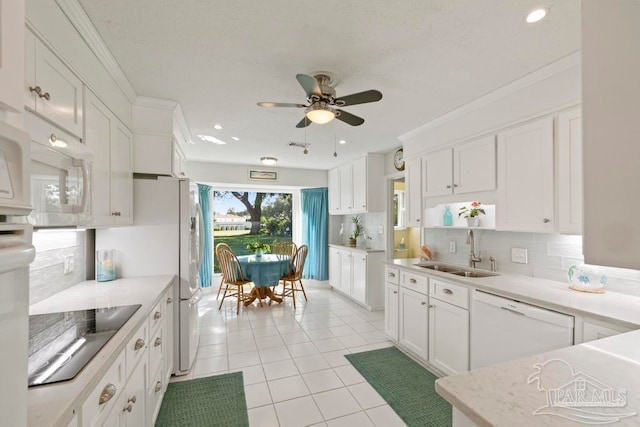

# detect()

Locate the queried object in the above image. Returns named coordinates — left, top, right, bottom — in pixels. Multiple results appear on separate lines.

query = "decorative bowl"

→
left=567, top=264, right=607, bottom=293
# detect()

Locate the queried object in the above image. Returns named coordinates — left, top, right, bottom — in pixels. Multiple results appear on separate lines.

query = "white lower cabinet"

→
left=399, top=286, right=428, bottom=360
left=384, top=266, right=400, bottom=341
left=105, top=357, right=147, bottom=427
left=428, top=297, right=469, bottom=376
left=579, top=317, right=633, bottom=344
left=329, top=246, right=384, bottom=309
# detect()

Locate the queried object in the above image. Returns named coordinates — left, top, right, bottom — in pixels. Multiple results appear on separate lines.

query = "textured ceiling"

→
left=77, top=0, right=580, bottom=170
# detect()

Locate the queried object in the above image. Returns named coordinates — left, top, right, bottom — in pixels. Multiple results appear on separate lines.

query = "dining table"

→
left=236, top=253, right=292, bottom=306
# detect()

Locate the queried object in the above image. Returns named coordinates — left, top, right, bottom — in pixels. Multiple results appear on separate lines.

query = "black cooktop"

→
left=28, top=304, right=141, bottom=387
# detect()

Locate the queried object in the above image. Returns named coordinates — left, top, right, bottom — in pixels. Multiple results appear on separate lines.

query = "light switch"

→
left=511, top=248, right=528, bottom=264
left=377, top=225, right=384, bottom=234
left=449, top=241, right=456, bottom=253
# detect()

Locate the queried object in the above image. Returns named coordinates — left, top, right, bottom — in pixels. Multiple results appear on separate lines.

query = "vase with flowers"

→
left=247, top=241, right=270, bottom=258
left=349, top=215, right=363, bottom=247
left=458, top=201, right=485, bottom=227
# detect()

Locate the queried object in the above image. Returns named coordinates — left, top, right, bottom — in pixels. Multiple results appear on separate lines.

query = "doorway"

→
left=388, top=176, right=421, bottom=259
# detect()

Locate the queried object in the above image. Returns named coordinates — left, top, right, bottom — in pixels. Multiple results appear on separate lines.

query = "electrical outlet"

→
left=511, top=248, right=528, bottom=264
left=377, top=225, right=384, bottom=235
left=449, top=241, right=456, bottom=253
left=63, top=254, right=74, bottom=275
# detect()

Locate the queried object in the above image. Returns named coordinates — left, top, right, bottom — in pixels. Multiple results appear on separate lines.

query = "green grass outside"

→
left=212, top=234, right=292, bottom=273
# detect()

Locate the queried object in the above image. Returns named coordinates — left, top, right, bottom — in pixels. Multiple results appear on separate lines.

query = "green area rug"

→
left=155, top=372, right=249, bottom=427
left=345, top=346, right=452, bottom=426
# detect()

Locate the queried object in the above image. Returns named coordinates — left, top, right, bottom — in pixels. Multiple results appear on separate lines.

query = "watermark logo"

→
left=527, top=359, right=637, bottom=424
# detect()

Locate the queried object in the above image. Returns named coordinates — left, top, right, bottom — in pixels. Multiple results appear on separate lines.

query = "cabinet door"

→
left=111, top=120, right=133, bottom=225
left=164, top=289, right=175, bottom=381
left=115, top=358, right=147, bottom=427
left=453, top=136, right=496, bottom=194
left=423, top=149, right=453, bottom=197
left=384, top=283, right=399, bottom=340
left=84, top=90, right=113, bottom=226
left=581, top=319, right=631, bottom=344
left=33, top=38, right=83, bottom=137
left=328, top=168, right=341, bottom=214
left=351, top=157, right=367, bottom=213
left=0, top=0, right=24, bottom=113
left=428, top=298, right=469, bottom=375
left=405, top=157, right=422, bottom=227
left=497, top=118, right=554, bottom=232
left=351, top=253, right=367, bottom=303
left=340, top=250, right=352, bottom=295
left=328, top=247, right=342, bottom=290
left=399, top=287, right=428, bottom=360
left=339, top=164, right=353, bottom=212
left=558, top=109, right=583, bottom=235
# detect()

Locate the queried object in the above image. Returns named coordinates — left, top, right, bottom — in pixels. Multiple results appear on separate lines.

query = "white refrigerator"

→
left=97, top=176, right=204, bottom=375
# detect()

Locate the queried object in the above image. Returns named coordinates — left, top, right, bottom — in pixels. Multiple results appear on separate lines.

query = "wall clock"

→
left=394, top=148, right=405, bottom=171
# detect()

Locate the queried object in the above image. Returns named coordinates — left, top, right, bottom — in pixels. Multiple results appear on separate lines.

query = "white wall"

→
left=186, top=160, right=328, bottom=189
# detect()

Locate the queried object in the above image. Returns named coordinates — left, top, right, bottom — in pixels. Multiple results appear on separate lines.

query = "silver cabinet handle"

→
left=443, top=288, right=453, bottom=295
left=543, top=218, right=550, bottom=223
left=99, top=383, right=117, bottom=405
left=416, top=218, right=420, bottom=222
left=123, top=403, right=133, bottom=413
left=154, top=337, right=162, bottom=347
left=446, top=185, right=452, bottom=189
left=29, top=85, right=42, bottom=95
left=453, top=184, right=458, bottom=187
left=166, top=297, right=173, bottom=304
left=155, top=381, right=162, bottom=392
left=409, top=278, right=417, bottom=284
left=134, top=338, right=145, bottom=351
left=393, top=290, right=398, bottom=294
left=429, top=305, right=434, bottom=308
left=388, top=272, right=396, bottom=278
left=154, top=311, right=162, bottom=320
left=39, top=91, right=51, bottom=100
left=421, top=301, right=427, bottom=306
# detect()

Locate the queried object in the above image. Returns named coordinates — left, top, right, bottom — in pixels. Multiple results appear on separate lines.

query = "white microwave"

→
left=0, top=120, right=31, bottom=217
left=26, top=112, right=92, bottom=227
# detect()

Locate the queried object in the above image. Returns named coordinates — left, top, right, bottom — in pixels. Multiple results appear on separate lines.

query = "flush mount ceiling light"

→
left=338, top=139, right=347, bottom=145
left=197, top=134, right=226, bottom=145
left=231, top=136, right=240, bottom=141
left=526, top=8, right=547, bottom=23
left=305, top=103, right=336, bottom=124
left=260, top=156, right=278, bottom=166
left=213, top=124, right=223, bottom=130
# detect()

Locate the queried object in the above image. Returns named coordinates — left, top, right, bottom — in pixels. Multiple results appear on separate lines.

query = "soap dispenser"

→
left=443, top=206, right=453, bottom=226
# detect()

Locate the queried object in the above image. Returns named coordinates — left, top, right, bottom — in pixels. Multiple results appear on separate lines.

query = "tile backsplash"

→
left=30, top=230, right=87, bottom=305
left=423, top=228, right=640, bottom=297
left=329, top=212, right=386, bottom=250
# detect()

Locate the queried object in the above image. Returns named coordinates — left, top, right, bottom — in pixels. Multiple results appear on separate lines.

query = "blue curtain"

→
left=198, top=184, right=213, bottom=287
left=301, top=188, right=328, bottom=280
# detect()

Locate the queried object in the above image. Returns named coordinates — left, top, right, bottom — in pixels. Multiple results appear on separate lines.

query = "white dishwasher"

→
left=471, top=290, right=574, bottom=370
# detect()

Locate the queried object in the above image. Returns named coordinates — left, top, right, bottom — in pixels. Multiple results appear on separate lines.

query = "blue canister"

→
left=96, top=249, right=116, bottom=282
left=443, top=206, right=453, bottom=226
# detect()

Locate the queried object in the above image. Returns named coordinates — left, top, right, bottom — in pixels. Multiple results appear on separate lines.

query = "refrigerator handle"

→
left=196, top=203, right=205, bottom=271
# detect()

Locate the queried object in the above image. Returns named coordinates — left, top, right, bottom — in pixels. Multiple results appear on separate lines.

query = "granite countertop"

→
left=329, top=243, right=385, bottom=253
left=436, top=330, right=640, bottom=426
left=386, top=258, right=640, bottom=329
left=28, top=275, right=175, bottom=427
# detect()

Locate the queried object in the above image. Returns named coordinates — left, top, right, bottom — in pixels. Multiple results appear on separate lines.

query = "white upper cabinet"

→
left=422, top=136, right=496, bottom=198
left=405, top=156, right=422, bottom=227
left=497, top=118, right=554, bottom=232
left=558, top=108, right=582, bottom=235
left=84, top=89, right=133, bottom=226
left=0, top=0, right=24, bottom=113
left=328, top=154, right=384, bottom=215
left=25, top=30, right=83, bottom=137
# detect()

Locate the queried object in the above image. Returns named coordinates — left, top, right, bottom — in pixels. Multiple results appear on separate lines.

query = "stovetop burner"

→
left=28, top=304, right=141, bottom=387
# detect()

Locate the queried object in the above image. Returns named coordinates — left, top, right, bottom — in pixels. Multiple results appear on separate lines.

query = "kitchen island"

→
left=28, top=275, right=175, bottom=427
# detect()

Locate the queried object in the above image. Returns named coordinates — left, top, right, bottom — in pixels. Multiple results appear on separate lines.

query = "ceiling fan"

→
left=257, top=73, right=383, bottom=128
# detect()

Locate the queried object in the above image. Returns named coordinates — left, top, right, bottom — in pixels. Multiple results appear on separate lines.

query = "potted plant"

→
left=458, top=201, right=486, bottom=227
left=246, top=241, right=270, bottom=258
left=349, top=215, right=363, bottom=247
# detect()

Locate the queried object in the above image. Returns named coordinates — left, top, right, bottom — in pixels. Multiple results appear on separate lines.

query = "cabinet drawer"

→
left=125, top=322, right=148, bottom=378
left=429, top=279, right=469, bottom=309
left=149, top=299, right=164, bottom=335
left=148, top=364, right=165, bottom=424
left=385, top=266, right=400, bottom=285
left=400, top=271, right=428, bottom=295
left=82, top=350, right=125, bottom=426
left=149, top=326, right=164, bottom=377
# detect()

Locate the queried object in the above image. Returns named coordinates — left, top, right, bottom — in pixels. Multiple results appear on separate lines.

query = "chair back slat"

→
left=291, top=245, right=308, bottom=280
left=273, top=241, right=297, bottom=258
left=215, top=243, right=246, bottom=283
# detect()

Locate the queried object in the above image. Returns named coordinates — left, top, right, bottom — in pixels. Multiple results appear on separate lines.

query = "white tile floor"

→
left=170, top=280, right=407, bottom=427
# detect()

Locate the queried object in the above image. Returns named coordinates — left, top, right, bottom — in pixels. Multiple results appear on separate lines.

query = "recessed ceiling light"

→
left=338, top=139, right=347, bottom=145
left=260, top=157, right=278, bottom=166
left=231, top=136, right=239, bottom=141
left=526, top=8, right=547, bottom=23
left=213, top=124, right=223, bottom=130
left=197, top=134, right=226, bottom=145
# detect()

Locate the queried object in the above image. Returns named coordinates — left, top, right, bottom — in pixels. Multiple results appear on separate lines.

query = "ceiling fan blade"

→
left=295, top=116, right=312, bottom=128
left=296, top=74, right=322, bottom=98
left=257, top=102, right=306, bottom=108
left=335, top=109, right=365, bottom=126
left=335, top=90, right=383, bottom=107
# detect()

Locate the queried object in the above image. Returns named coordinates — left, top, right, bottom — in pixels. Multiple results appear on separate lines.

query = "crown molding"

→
left=173, top=103, right=194, bottom=145
left=133, top=96, right=179, bottom=110
left=56, top=0, right=137, bottom=103
left=399, top=50, right=581, bottom=142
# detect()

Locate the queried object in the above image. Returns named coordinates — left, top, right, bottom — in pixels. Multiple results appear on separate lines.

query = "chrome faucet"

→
left=466, top=229, right=481, bottom=268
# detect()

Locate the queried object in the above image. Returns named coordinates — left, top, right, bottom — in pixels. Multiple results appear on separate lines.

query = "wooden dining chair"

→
left=215, top=243, right=253, bottom=314
left=272, top=241, right=297, bottom=258
left=278, top=245, right=308, bottom=308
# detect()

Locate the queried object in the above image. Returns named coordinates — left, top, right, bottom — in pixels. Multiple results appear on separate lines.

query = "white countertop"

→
left=388, top=258, right=640, bottom=328
left=28, top=275, right=175, bottom=427
left=436, top=330, right=640, bottom=426
left=329, top=243, right=385, bottom=253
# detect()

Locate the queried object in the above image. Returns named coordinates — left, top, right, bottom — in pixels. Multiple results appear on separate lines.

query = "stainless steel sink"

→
left=449, top=270, right=498, bottom=278
left=413, top=262, right=499, bottom=278
left=413, top=263, right=461, bottom=273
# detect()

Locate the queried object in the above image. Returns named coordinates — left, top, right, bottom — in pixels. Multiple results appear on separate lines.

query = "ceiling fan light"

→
left=260, top=156, right=278, bottom=166
left=526, top=8, right=547, bottom=23
left=305, top=104, right=336, bottom=124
